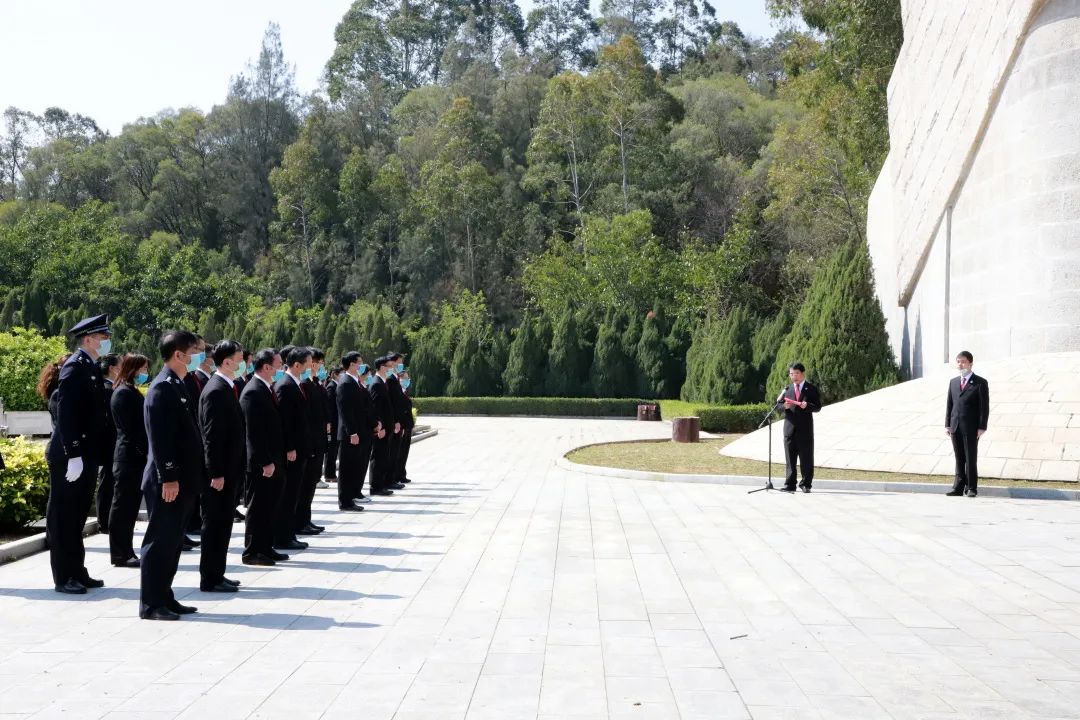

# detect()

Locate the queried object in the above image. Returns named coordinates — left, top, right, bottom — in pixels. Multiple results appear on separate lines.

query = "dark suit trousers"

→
left=324, top=440, right=339, bottom=479
left=951, top=429, right=980, bottom=493
left=783, top=432, right=814, bottom=489
left=45, top=453, right=97, bottom=586
left=245, top=467, right=283, bottom=557
left=275, top=457, right=306, bottom=544
left=140, top=485, right=197, bottom=611
left=338, top=438, right=372, bottom=506
left=95, top=462, right=115, bottom=532
left=108, top=460, right=145, bottom=563
left=199, top=480, right=236, bottom=584
left=370, top=435, right=393, bottom=491
left=395, top=430, right=412, bottom=482
left=295, top=452, right=322, bottom=530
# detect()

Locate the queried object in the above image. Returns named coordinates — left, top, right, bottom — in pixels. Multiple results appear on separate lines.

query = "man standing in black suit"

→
left=95, top=353, right=120, bottom=534
left=240, top=349, right=286, bottom=566
left=274, top=347, right=313, bottom=551
left=394, top=368, right=415, bottom=485
left=323, top=365, right=341, bottom=483
left=197, top=340, right=246, bottom=593
left=297, top=348, right=329, bottom=537
left=46, top=314, right=111, bottom=594
left=946, top=351, right=990, bottom=497
left=385, top=353, right=412, bottom=486
left=140, top=330, right=204, bottom=620
left=779, top=362, right=821, bottom=493
left=337, top=353, right=382, bottom=511
left=369, top=356, right=403, bottom=496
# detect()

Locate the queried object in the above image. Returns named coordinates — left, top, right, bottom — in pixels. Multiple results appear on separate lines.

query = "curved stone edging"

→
left=556, top=455, right=1080, bottom=502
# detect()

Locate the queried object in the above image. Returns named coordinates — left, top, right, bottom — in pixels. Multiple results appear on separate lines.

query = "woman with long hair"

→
left=108, top=353, right=150, bottom=567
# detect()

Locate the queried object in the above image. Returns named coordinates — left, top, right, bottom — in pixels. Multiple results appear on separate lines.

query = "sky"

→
left=0, top=0, right=780, bottom=135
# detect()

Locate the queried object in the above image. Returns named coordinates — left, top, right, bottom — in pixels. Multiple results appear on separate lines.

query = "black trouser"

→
left=45, top=449, right=97, bottom=586
left=783, top=432, right=814, bottom=489
left=324, top=440, right=338, bottom=479
left=139, top=483, right=198, bottom=612
left=338, top=437, right=372, bottom=506
left=108, top=459, right=145, bottom=563
left=370, top=434, right=393, bottom=491
left=395, top=429, right=412, bottom=482
left=274, top=457, right=305, bottom=544
left=951, top=428, right=980, bottom=494
left=199, top=478, right=236, bottom=585
left=95, top=455, right=115, bottom=532
left=245, top=466, right=283, bottom=558
left=295, top=451, right=323, bottom=530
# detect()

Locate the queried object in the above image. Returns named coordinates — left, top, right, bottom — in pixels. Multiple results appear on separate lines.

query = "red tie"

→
left=794, top=384, right=801, bottom=401
left=961, top=377, right=968, bottom=392
left=234, top=385, right=240, bottom=399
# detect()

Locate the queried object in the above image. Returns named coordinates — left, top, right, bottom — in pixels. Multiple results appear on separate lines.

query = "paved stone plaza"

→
left=2, top=417, right=1080, bottom=719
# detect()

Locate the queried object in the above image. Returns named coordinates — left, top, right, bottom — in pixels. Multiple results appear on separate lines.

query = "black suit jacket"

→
left=304, top=379, right=330, bottom=453
left=240, top=376, right=283, bottom=471
left=142, top=368, right=205, bottom=491
left=325, top=380, right=339, bottom=438
left=387, top=375, right=412, bottom=430
left=369, top=375, right=395, bottom=433
left=947, top=373, right=989, bottom=434
left=111, top=383, right=148, bottom=467
left=53, top=348, right=109, bottom=463
left=274, top=374, right=311, bottom=457
left=199, top=374, right=245, bottom=482
left=781, top=381, right=821, bottom=438
left=337, top=374, right=379, bottom=441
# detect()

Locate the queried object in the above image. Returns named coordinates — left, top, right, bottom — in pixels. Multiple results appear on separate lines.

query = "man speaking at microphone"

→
left=778, top=362, right=821, bottom=493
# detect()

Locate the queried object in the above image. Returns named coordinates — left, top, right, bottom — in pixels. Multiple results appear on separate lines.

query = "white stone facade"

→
left=869, top=0, right=1080, bottom=374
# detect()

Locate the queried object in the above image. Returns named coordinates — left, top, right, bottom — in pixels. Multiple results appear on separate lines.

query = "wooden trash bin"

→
left=637, top=403, right=659, bottom=421
left=672, top=416, right=700, bottom=443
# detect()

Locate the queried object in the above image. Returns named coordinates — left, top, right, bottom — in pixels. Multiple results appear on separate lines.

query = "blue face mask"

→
left=317, top=366, right=327, bottom=381
left=401, top=379, right=411, bottom=390
left=186, top=353, right=200, bottom=372
left=273, top=369, right=285, bottom=382
left=358, top=364, right=368, bottom=375
left=301, top=368, right=312, bottom=381
left=194, top=351, right=206, bottom=366
left=234, top=361, right=247, bottom=380
left=246, top=363, right=254, bottom=375
left=135, top=372, right=149, bottom=386
left=97, top=338, right=112, bottom=356
left=364, top=375, right=374, bottom=387
left=395, top=363, right=405, bottom=374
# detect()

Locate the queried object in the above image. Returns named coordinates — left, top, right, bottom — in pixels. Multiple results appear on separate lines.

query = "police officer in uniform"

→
left=140, top=330, right=204, bottom=620
left=46, top=315, right=111, bottom=594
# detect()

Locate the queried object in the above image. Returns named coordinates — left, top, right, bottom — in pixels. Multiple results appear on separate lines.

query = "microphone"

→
left=775, top=386, right=788, bottom=407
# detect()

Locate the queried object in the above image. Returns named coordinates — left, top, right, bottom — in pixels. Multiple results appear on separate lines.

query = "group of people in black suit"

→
left=42, top=315, right=416, bottom=621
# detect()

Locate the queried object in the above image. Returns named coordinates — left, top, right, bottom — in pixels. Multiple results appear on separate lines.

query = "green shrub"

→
left=0, top=436, right=50, bottom=530
left=413, top=397, right=653, bottom=417
left=0, top=327, right=68, bottom=411
left=659, top=400, right=771, bottom=433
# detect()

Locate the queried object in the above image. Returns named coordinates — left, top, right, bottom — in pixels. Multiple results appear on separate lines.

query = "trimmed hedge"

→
left=0, top=437, right=50, bottom=530
left=659, top=400, right=771, bottom=433
left=413, top=397, right=654, bottom=417
left=0, top=328, right=68, bottom=411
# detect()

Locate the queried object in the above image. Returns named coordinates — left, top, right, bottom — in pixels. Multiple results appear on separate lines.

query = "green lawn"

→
left=566, top=436, right=1080, bottom=490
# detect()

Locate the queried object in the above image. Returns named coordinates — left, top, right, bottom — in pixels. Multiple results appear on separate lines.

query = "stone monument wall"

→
left=869, top=0, right=1080, bottom=375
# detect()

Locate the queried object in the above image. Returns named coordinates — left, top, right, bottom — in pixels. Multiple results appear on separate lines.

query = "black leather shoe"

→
left=112, top=556, right=141, bottom=568
left=184, top=536, right=201, bottom=548
left=274, top=539, right=308, bottom=550
left=372, top=489, right=394, bottom=496
left=399, top=478, right=412, bottom=484
left=354, top=495, right=371, bottom=504
left=223, top=577, right=241, bottom=586
left=200, top=581, right=239, bottom=593
left=966, top=491, right=978, bottom=497
left=268, top=550, right=290, bottom=561
left=799, top=486, right=811, bottom=493
left=168, top=601, right=198, bottom=615
left=339, top=503, right=365, bottom=512
left=242, top=553, right=276, bottom=566
left=778, top=486, right=796, bottom=493
left=309, top=523, right=325, bottom=532
left=391, top=482, right=405, bottom=490
left=55, top=579, right=87, bottom=595
left=80, top=576, right=105, bottom=588
left=181, top=541, right=196, bottom=551
left=945, top=490, right=963, bottom=496
left=141, top=606, right=180, bottom=621
left=233, top=510, right=246, bottom=521
left=297, top=526, right=321, bottom=536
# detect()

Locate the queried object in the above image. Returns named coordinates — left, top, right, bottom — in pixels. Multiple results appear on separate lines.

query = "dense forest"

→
left=0, top=0, right=903, bottom=405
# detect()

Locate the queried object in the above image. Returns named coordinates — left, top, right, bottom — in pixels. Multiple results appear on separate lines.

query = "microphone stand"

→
left=748, top=395, right=784, bottom=494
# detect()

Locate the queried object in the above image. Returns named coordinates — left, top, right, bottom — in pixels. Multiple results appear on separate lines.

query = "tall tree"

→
left=526, top=0, right=599, bottom=73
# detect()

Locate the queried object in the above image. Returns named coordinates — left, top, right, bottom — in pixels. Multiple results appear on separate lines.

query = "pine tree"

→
left=665, top=311, right=693, bottom=399
left=409, top=328, right=450, bottom=397
left=504, top=314, right=549, bottom=396
left=751, top=305, right=793, bottom=399
left=546, top=306, right=589, bottom=396
left=637, top=308, right=670, bottom=398
left=621, top=311, right=644, bottom=395
left=590, top=310, right=632, bottom=397
left=314, top=300, right=335, bottom=348
left=330, top=319, right=357, bottom=366
left=768, top=241, right=900, bottom=404
left=707, top=305, right=758, bottom=404
left=199, top=310, right=223, bottom=343
left=0, top=290, right=18, bottom=330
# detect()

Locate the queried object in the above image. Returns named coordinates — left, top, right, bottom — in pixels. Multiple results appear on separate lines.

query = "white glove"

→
left=65, top=457, right=84, bottom=482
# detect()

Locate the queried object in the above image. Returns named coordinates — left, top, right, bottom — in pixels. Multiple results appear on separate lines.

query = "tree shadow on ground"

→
left=184, top=612, right=381, bottom=630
